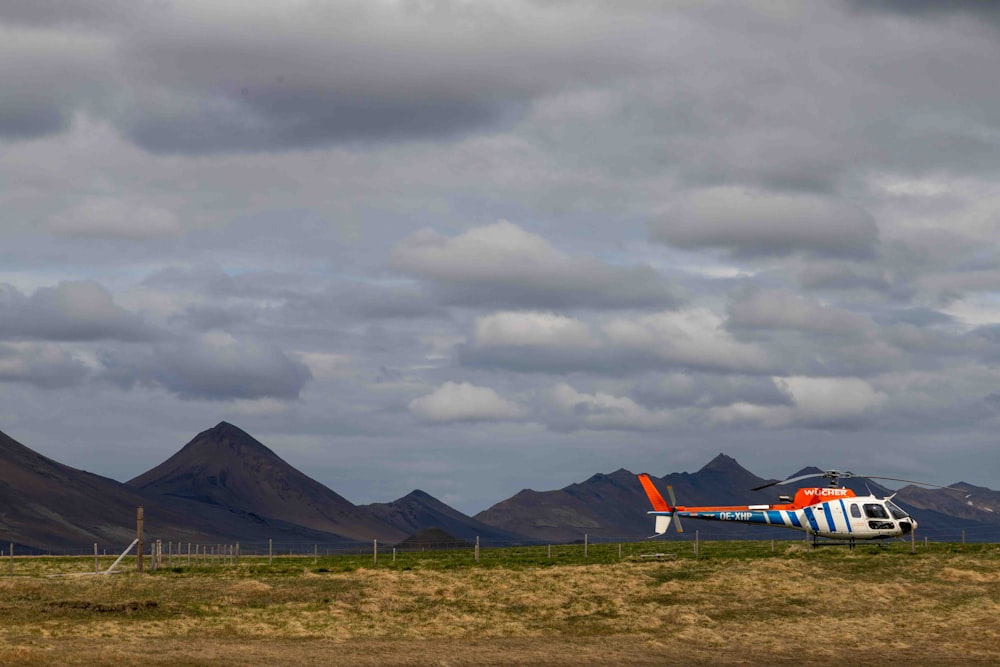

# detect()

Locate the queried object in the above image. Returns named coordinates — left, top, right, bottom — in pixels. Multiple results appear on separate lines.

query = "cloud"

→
left=651, top=188, right=879, bottom=258
left=472, top=311, right=597, bottom=349
left=727, top=288, right=874, bottom=335
left=460, top=308, right=773, bottom=376
left=409, top=381, right=525, bottom=423
left=710, top=376, right=887, bottom=429
left=602, top=309, right=772, bottom=374
left=389, top=220, right=678, bottom=309
left=48, top=196, right=181, bottom=239
left=82, top=1, right=653, bottom=153
left=0, top=23, right=112, bottom=139
left=543, top=382, right=674, bottom=432
left=0, top=342, right=91, bottom=389
left=0, top=281, right=153, bottom=342
left=99, top=331, right=312, bottom=401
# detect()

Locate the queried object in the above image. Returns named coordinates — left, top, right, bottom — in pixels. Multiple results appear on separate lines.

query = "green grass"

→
left=2, top=540, right=999, bottom=666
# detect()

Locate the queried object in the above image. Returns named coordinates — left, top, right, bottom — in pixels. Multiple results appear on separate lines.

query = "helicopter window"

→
left=885, top=500, right=909, bottom=520
left=863, top=503, right=890, bottom=519
left=850, top=504, right=862, bottom=519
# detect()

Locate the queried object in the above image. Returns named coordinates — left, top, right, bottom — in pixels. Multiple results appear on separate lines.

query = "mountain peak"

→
left=699, top=453, right=743, bottom=474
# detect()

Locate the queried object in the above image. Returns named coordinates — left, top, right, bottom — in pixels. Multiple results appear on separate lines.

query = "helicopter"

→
left=637, top=470, right=954, bottom=548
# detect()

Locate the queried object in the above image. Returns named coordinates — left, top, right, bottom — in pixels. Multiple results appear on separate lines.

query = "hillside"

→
left=0, top=427, right=217, bottom=551
left=128, top=422, right=406, bottom=543
left=362, top=489, right=529, bottom=544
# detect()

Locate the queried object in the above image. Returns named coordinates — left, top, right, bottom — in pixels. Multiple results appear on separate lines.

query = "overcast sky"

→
left=2, top=0, right=999, bottom=514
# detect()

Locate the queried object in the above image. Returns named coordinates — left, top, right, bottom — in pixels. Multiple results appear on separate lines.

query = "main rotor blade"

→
left=666, top=485, right=683, bottom=533
left=751, top=472, right=826, bottom=491
left=852, top=475, right=963, bottom=492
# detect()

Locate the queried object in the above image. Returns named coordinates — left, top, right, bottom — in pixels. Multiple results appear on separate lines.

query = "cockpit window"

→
left=885, top=500, right=909, bottom=520
left=863, top=503, right=889, bottom=519
left=850, top=504, right=862, bottom=519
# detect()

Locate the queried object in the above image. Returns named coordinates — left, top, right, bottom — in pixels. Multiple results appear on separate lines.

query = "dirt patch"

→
left=46, top=600, right=158, bottom=615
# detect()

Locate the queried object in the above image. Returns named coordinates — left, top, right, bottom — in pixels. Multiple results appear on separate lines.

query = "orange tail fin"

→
left=638, top=473, right=671, bottom=511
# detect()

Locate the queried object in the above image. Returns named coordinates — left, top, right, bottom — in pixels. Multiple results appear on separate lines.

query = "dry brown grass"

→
left=1, top=545, right=998, bottom=665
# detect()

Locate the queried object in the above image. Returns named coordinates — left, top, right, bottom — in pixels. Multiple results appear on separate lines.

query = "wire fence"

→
left=2, top=521, right=997, bottom=565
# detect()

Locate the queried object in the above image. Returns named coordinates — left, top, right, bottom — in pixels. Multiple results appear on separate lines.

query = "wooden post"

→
left=94, top=543, right=99, bottom=574
left=618, top=543, right=622, bottom=560
left=911, top=527, right=915, bottom=553
left=236, top=542, right=240, bottom=565
left=373, top=539, right=378, bottom=566
left=313, top=544, right=318, bottom=565
left=924, top=536, right=928, bottom=548
left=9, top=543, right=13, bottom=575
left=475, top=536, right=480, bottom=563
left=584, top=534, right=588, bottom=559
left=393, top=548, right=397, bottom=563
left=771, top=540, right=775, bottom=552
left=187, top=542, right=191, bottom=567
left=547, top=544, right=551, bottom=559
left=695, top=530, right=700, bottom=558
left=962, top=530, right=966, bottom=545
left=136, top=507, right=144, bottom=574
left=269, top=538, right=273, bottom=566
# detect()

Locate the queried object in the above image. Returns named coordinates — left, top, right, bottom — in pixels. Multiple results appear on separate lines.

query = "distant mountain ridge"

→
left=1, top=423, right=998, bottom=550
left=361, top=489, right=527, bottom=543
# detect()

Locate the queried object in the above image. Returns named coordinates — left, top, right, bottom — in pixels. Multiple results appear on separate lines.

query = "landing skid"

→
left=808, top=534, right=892, bottom=550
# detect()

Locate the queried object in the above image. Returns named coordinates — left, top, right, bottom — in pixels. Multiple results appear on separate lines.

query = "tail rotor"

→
left=665, top=484, right=683, bottom=534
left=637, top=473, right=684, bottom=536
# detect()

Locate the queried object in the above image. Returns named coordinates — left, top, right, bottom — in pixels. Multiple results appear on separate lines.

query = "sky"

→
left=2, top=0, right=1000, bottom=514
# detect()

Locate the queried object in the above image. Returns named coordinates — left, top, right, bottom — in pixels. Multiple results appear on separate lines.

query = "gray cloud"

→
left=390, top=221, right=679, bottom=310
left=0, top=342, right=90, bottom=389
left=0, top=281, right=153, bottom=342
left=651, top=189, right=879, bottom=258
left=100, top=333, right=312, bottom=401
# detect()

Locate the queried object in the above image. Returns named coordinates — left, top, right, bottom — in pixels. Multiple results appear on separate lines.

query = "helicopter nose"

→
left=900, top=518, right=917, bottom=534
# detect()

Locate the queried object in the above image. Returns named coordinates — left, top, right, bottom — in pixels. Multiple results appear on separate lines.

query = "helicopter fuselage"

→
left=639, top=476, right=917, bottom=542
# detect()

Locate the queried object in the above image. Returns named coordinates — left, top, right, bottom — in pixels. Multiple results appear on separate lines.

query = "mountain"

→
left=128, top=422, right=407, bottom=543
left=5, top=418, right=1000, bottom=550
left=362, top=489, right=529, bottom=544
left=474, top=455, right=786, bottom=541
left=0, top=427, right=217, bottom=552
left=476, top=455, right=1000, bottom=543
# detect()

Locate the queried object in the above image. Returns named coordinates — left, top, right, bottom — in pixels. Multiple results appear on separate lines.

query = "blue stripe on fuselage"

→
left=786, top=511, right=801, bottom=528
left=803, top=506, right=820, bottom=532
left=839, top=500, right=853, bottom=533
left=767, top=510, right=784, bottom=526
left=823, top=502, right=836, bottom=533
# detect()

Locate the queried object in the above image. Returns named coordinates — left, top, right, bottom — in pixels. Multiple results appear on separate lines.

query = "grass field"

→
left=1, top=541, right=998, bottom=666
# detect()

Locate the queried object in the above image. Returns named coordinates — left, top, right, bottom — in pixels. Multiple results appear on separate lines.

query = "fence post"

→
left=618, top=543, right=622, bottom=560
left=269, top=538, right=273, bottom=566
left=373, top=539, right=378, bottom=566
left=475, top=536, right=480, bottom=563
left=136, top=507, right=144, bottom=574
left=8, top=543, right=12, bottom=575
left=187, top=542, right=191, bottom=568
left=94, top=543, right=99, bottom=574
left=695, top=530, right=700, bottom=558
left=584, top=534, right=588, bottom=559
